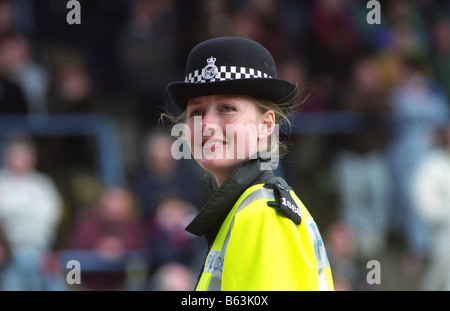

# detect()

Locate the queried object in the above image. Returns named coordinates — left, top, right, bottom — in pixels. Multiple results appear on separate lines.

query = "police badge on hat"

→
left=202, top=56, right=218, bottom=80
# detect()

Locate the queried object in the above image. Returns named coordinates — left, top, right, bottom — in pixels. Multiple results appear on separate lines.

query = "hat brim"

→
left=167, top=78, right=298, bottom=111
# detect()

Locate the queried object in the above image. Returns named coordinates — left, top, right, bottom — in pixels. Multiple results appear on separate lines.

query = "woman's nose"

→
left=201, top=111, right=220, bottom=133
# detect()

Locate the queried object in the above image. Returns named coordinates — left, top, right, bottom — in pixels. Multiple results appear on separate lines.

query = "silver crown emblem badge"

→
left=202, top=56, right=218, bottom=80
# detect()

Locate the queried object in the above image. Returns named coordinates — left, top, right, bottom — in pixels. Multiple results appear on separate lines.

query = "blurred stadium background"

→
left=0, top=0, right=449, bottom=291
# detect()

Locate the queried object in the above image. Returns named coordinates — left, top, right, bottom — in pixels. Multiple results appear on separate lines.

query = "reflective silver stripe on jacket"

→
left=305, top=217, right=331, bottom=291
left=204, top=187, right=275, bottom=291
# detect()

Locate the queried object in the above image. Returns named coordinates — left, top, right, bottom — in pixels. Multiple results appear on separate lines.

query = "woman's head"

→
left=168, top=93, right=292, bottom=185
left=165, top=37, right=299, bottom=184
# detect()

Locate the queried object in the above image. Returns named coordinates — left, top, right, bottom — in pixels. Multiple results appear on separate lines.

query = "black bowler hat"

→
left=167, top=36, right=299, bottom=111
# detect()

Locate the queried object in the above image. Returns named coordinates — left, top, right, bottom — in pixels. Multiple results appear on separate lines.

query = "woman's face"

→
left=186, top=94, right=274, bottom=185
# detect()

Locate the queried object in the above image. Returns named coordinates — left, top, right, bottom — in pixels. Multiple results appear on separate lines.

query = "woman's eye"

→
left=189, top=110, right=203, bottom=117
left=222, top=106, right=235, bottom=112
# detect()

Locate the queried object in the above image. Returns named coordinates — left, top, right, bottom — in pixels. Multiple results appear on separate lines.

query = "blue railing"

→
left=59, top=249, right=148, bottom=272
left=0, top=114, right=126, bottom=187
left=289, top=111, right=393, bottom=134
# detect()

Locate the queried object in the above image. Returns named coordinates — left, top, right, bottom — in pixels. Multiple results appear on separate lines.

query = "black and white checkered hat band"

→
left=185, top=66, right=272, bottom=83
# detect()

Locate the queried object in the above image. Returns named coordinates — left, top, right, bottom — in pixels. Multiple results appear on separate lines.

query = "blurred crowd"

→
left=0, top=0, right=449, bottom=291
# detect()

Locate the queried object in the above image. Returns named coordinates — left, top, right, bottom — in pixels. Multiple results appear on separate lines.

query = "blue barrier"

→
left=0, top=114, right=126, bottom=187
left=289, top=111, right=393, bottom=134
left=59, top=249, right=148, bottom=272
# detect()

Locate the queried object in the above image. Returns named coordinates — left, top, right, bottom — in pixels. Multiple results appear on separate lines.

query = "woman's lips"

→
left=202, top=139, right=226, bottom=150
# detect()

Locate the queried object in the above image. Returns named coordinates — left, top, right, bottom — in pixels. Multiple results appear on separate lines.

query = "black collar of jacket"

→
left=185, top=154, right=276, bottom=245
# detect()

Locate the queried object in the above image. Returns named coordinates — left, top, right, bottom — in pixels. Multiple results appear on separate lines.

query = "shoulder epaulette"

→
left=264, top=177, right=302, bottom=225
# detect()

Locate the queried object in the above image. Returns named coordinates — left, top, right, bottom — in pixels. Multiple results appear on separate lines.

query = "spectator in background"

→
left=0, top=34, right=28, bottom=115
left=385, top=0, right=429, bottom=59
left=0, top=223, right=11, bottom=290
left=324, top=221, right=359, bottom=291
left=0, top=0, right=16, bottom=37
left=43, top=50, right=105, bottom=209
left=0, top=135, right=63, bottom=290
left=115, top=0, right=180, bottom=128
left=332, top=56, right=393, bottom=261
left=230, top=0, right=288, bottom=61
left=33, top=0, right=129, bottom=92
left=309, top=0, right=361, bottom=81
left=195, top=0, right=234, bottom=40
left=47, top=50, right=104, bottom=114
left=388, top=57, right=449, bottom=275
left=0, top=69, right=28, bottom=114
left=133, top=129, right=210, bottom=221
left=146, top=193, right=205, bottom=276
left=413, top=121, right=450, bottom=290
left=148, top=261, right=195, bottom=291
left=431, top=18, right=450, bottom=103
left=66, top=186, right=146, bottom=290
left=0, top=1, right=35, bottom=115
left=0, top=33, right=50, bottom=114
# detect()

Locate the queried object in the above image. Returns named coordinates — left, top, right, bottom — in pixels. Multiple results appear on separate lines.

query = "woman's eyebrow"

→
left=187, top=95, right=238, bottom=109
left=187, top=100, right=204, bottom=109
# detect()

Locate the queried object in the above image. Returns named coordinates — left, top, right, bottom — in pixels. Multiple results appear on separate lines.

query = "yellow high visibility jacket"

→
left=186, top=156, right=334, bottom=291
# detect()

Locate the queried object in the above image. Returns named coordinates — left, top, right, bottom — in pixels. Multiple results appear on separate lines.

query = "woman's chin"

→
left=198, top=157, right=240, bottom=178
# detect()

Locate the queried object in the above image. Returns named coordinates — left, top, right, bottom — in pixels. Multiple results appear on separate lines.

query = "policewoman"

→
left=166, top=37, right=333, bottom=291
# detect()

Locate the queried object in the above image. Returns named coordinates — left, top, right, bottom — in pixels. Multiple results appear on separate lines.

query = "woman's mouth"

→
left=202, top=139, right=226, bottom=150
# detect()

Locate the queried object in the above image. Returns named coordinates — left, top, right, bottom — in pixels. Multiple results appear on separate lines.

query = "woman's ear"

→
left=259, top=110, right=276, bottom=139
